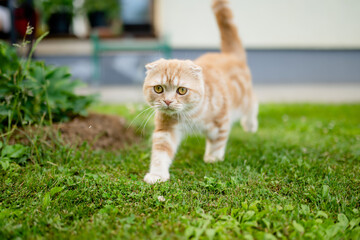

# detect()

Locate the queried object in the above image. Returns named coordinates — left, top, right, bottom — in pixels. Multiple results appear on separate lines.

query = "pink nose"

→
left=164, top=100, right=173, bottom=106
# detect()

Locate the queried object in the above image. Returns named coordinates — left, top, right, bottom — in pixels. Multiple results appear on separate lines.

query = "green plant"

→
left=0, top=141, right=30, bottom=170
left=83, top=0, right=120, bottom=20
left=35, top=0, right=74, bottom=21
left=0, top=33, right=96, bottom=130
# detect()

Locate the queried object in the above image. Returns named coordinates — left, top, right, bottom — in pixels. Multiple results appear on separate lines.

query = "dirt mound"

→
left=56, top=113, right=140, bottom=150
left=10, top=113, right=140, bottom=150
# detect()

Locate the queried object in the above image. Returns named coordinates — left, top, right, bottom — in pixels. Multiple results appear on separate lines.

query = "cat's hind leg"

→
left=204, top=121, right=230, bottom=163
left=241, top=100, right=259, bottom=133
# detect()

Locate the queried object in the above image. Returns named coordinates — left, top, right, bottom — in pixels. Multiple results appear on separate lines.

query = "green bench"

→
left=91, top=33, right=172, bottom=84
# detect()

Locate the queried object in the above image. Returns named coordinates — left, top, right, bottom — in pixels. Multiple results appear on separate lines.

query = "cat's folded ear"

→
left=145, top=58, right=165, bottom=73
left=187, top=61, right=203, bottom=79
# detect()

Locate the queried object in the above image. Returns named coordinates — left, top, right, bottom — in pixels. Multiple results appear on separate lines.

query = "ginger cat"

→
left=143, top=0, right=258, bottom=184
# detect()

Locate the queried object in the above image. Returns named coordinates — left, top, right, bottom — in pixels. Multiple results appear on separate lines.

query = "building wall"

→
left=155, top=0, right=360, bottom=49
left=39, top=50, right=360, bottom=85
left=37, top=1, right=360, bottom=85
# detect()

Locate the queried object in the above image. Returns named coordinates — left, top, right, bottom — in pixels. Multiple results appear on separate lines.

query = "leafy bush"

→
left=0, top=39, right=96, bottom=130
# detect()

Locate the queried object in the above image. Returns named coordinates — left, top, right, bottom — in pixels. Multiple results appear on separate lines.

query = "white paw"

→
left=144, top=173, right=170, bottom=184
left=241, top=118, right=258, bottom=133
left=204, top=155, right=223, bottom=163
left=246, top=123, right=258, bottom=133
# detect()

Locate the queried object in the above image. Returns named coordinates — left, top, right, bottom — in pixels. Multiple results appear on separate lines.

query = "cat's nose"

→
left=164, top=100, right=173, bottom=106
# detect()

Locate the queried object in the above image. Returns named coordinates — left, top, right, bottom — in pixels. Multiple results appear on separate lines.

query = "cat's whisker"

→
left=141, top=111, right=156, bottom=136
left=184, top=111, right=202, bottom=134
left=180, top=112, right=200, bottom=143
left=185, top=112, right=202, bottom=143
left=178, top=112, right=189, bottom=144
left=137, top=108, right=155, bottom=134
left=181, top=112, right=194, bottom=133
left=127, top=106, right=154, bottom=129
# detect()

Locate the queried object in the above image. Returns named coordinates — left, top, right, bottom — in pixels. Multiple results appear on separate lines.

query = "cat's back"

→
left=195, top=52, right=243, bottom=67
left=195, top=52, right=251, bottom=84
left=195, top=52, right=253, bottom=112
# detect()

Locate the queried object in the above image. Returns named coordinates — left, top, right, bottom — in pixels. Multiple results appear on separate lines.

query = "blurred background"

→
left=1, top=0, right=359, bottom=102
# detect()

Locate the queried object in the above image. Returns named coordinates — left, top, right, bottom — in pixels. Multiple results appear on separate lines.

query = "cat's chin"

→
left=159, top=108, right=178, bottom=115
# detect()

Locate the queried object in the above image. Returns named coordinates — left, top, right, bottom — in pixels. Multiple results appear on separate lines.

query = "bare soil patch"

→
left=10, top=113, right=140, bottom=150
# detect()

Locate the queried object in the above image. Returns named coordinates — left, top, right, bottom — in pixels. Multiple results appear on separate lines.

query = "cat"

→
left=142, top=0, right=258, bottom=184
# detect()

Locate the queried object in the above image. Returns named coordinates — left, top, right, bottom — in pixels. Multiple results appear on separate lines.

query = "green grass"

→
left=1, top=104, right=359, bottom=239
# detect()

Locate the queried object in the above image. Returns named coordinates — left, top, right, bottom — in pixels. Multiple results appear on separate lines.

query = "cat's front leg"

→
left=144, top=127, right=180, bottom=184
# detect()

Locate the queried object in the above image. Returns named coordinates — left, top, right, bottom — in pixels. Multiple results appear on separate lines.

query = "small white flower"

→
left=157, top=196, right=165, bottom=202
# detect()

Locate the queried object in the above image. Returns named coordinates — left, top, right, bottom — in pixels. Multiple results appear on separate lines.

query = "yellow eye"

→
left=154, top=85, right=163, bottom=94
left=177, top=87, right=187, bottom=95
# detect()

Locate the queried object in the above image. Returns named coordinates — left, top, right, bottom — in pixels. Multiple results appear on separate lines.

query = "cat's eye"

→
left=154, top=85, right=163, bottom=94
left=177, top=87, right=187, bottom=95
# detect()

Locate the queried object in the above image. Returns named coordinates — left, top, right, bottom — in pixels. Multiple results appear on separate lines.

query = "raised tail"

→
left=212, top=0, right=246, bottom=60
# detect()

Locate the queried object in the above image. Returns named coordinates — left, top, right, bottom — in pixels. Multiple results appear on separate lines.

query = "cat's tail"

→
left=212, top=0, right=246, bottom=60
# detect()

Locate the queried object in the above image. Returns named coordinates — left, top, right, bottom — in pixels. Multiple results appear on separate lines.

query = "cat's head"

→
left=143, top=59, right=204, bottom=115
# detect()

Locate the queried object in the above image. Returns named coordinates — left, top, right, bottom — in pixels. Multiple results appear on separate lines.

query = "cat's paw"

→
left=144, top=173, right=170, bottom=184
left=241, top=118, right=258, bottom=133
left=204, top=155, right=223, bottom=163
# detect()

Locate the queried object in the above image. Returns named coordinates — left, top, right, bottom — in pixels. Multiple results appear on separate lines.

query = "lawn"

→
left=1, top=104, right=359, bottom=239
